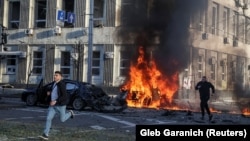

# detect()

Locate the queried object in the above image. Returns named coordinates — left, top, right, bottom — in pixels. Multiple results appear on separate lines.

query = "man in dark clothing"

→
left=39, top=71, right=74, bottom=140
left=195, top=76, right=215, bottom=121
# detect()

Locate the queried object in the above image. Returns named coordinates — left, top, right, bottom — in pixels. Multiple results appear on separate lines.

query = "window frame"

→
left=93, top=0, right=106, bottom=27
left=60, top=51, right=71, bottom=78
left=63, top=0, right=75, bottom=28
left=32, top=51, right=43, bottom=75
left=92, top=51, right=101, bottom=76
left=6, top=55, right=17, bottom=74
left=119, top=50, right=130, bottom=77
left=35, top=0, right=47, bottom=28
left=9, top=0, right=20, bottom=29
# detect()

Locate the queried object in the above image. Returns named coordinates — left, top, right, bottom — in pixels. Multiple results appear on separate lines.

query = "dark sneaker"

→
left=209, top=114, right=213, bottom=121
left=70, top=110, right=74, bottom=119
left=39, top=133, right=48, bottom=140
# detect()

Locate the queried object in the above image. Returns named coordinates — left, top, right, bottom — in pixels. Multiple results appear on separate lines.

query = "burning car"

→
left=21, top=79, right=127, bottom=113
left=122, top=46, right=179, bottom=109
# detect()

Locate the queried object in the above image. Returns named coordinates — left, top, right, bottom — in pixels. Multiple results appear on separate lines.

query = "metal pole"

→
left=0, top=25, right=3, bottom=51
left=77, top=42, right=80, bottom=81
left=87, top=0, right=94, bottom=83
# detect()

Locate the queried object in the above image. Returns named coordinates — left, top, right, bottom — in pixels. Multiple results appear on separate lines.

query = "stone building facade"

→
left=0, top=0, right=249, bottom=100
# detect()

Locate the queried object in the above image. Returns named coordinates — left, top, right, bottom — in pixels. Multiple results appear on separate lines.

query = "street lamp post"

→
left=87, top=0, right=94, bottom=84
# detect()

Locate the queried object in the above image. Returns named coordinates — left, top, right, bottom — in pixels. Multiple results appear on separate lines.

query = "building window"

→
left=120, top=51, right=130, bottom=76
left=231, top=61, right=236, bottom=82
left=198, top=64, right=202, bottom=70
left=35, top=0, right=47, bottom=28
left=32, top=51, right=43, bottom=74
left=121, top=0, right=134, bottom=26
left=245, top=17, right=250, bottom=44
left=198, top=11, right=203, bottom=31
left=220, top=60, right=226, bottom=81
left=239, top=61, right=245, bottom=78
left=211, top=2, right=219, bottom=35
left=61, top=51, right=71, bottom=78
left=92, top=51, right=101, bottom=76
left=233, top=11, right=239, bottom=38
left=198, top=72, right=202, bottom=78
left=63, top=0, right=74, bottom=28
left=210, top=64, right=215, bottom=80
left=9, top=1, right=20, bottom=29
left=223, top=7, right=229, bottom=36
left=221, top=66, right=225, bottom=80
left=93, top=0, right=106, bottom=27
left=197, top=55, right=203, bottom=78
left=6, top=55, right=16, bottom=74
left=209, top=57, right=216, bottom=80
left=248, top=68, right=250, bottom=81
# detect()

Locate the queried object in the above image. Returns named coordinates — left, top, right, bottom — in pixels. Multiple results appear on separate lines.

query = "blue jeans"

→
left=44, top=105, right=71, bottom=136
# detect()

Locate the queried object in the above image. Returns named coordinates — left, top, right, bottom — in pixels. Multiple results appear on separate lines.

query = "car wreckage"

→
left=21, top=79, right=128, bottom=113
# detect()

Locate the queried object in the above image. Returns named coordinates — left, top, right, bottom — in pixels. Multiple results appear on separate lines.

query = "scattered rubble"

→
left=115, top=107, right=250, bottom=125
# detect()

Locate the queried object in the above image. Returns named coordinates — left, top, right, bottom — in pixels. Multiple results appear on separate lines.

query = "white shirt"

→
left=51, top=82, right=58, bottom=101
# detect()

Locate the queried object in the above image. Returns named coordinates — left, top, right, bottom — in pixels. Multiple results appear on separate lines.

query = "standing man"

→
left=39, top=71, right=74, bottom=140
left=195, top=76, right=215, bottom=121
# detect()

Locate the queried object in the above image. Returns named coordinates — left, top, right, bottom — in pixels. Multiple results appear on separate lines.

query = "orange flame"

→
left=242, top=108, right=250, bottom=116
left=123, top=46, right=179, bottom=108
left=209, top=107, right=221, bottom=113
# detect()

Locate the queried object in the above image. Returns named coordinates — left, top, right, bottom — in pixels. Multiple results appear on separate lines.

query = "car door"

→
left=65, top=80, right=79, bottom=104
left=37, top=82, right=53, bottom=105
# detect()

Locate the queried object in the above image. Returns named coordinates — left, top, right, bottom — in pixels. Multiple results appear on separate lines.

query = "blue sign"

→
left=67, top=12, right=75, bottom=23
left=57, top=10, right=65, bottom=21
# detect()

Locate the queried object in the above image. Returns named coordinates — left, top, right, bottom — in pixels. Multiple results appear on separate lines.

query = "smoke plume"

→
left=117, top=0, right=206, bottom=77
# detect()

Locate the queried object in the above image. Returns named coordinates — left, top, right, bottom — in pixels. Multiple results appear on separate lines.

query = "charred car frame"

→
left=21, top=79, right=127, bottom=113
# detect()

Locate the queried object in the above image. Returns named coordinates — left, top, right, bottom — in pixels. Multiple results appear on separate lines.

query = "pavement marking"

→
left=38, top=116, right=46, bottom=118
left=5, top=118, right=17, bottom=121
left=69, top=111, right=137, bottom=127
left=90, top=125, right=106, bottom=130
left=96, top=114, right=136, bottom=127
left=18, top=108, right=46, bottom=113
left=146, top=118, right=177, bottom=124
left=20, top=117, right=33, bottom=119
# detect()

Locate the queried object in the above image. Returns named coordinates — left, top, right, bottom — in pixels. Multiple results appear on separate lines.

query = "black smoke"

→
left=117, top=0, right=206, bottom=78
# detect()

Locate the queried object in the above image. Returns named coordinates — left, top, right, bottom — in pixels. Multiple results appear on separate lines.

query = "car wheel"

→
left=26, top=94, right=37, bottom=106
left=72, top=97, right=86, bottom=110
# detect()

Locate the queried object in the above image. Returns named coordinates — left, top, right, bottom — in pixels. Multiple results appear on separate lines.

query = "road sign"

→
left=67, top=12, right=75, bottom=23
left=57, top=10, right=65, bottom=21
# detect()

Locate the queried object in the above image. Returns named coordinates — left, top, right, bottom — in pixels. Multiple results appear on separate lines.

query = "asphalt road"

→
left=1, top=97, right=250, bottom=139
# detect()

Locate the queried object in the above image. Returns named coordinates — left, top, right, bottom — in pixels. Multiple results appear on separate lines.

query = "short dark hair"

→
left=55, top=71, right=62, bottom=76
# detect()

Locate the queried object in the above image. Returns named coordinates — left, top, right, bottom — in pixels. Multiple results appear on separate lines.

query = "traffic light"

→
left=1, top=33, right=7, bottom=44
